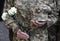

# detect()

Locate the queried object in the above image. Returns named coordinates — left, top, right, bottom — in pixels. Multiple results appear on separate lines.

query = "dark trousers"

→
left=0, top=21, right=10, bottom=41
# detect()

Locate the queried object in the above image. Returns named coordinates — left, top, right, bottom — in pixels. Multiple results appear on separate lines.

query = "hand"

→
left=47, top=18, right=51, bottom=22
left=31, top=20, right=46, bottom=27
left=17, top=29, right=29, bottom=40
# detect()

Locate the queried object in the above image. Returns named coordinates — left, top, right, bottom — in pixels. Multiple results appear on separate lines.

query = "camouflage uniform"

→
left=2, top=0, right=58, bottom=41
left=47, top=0, right=59, bottom=41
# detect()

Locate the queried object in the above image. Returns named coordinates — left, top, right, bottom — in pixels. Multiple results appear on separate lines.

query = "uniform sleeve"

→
left=47, top=10, right=58, bottom=27
left=5, top=18, right=19, bottom=33
left=46, top=2, right=59, bottom=27
left=2, top=0, right=19, bottom=33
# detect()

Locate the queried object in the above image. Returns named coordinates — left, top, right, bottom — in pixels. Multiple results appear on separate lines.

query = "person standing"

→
left=1, top=0, right=58, bottom=41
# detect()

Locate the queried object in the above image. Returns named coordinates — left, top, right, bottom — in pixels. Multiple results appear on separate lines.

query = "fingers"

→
left=31, top=20, right=46, bottom=27
left=17, top=29, right=29, bottom=40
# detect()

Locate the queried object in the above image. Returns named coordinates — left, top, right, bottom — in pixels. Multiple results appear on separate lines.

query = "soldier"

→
left=1, top=0, right=58, bottom=41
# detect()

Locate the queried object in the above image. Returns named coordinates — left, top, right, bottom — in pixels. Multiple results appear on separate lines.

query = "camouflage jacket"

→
left=2, top=0, right=58, bottom=41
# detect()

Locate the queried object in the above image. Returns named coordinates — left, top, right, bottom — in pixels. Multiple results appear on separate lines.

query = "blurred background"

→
left=0, top=0, right=10, bottom=41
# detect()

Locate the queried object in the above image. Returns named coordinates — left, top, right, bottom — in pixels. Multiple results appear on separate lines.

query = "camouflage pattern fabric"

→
left=2, top=0, right=58, bottom=41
